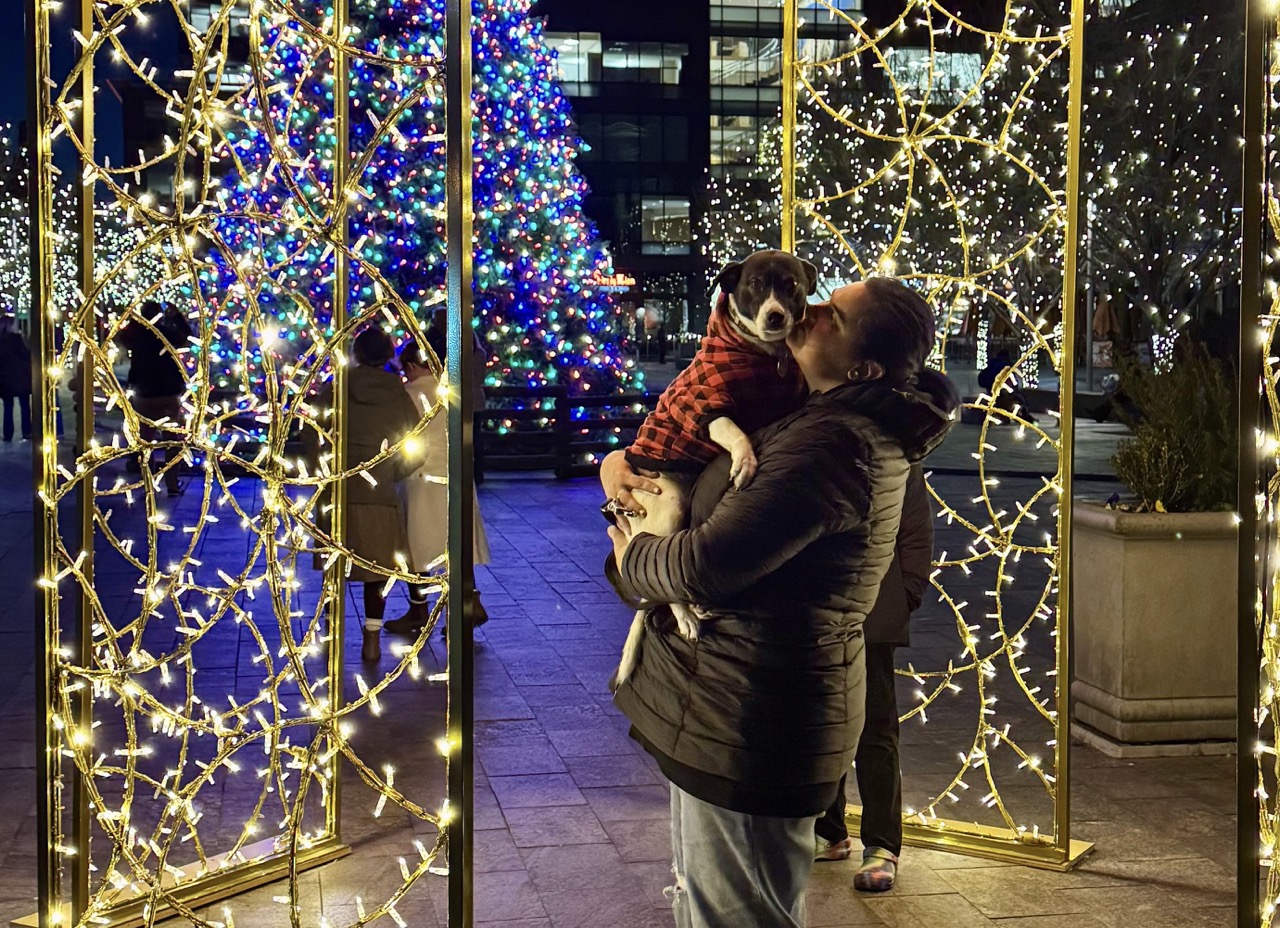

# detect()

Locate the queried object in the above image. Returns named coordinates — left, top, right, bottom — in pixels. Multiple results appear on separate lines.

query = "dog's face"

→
left=712, top=250, right=820, bottom=344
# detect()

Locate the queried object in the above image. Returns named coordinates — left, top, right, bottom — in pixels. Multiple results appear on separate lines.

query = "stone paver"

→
left=0, top=419, right=1235, bottom=926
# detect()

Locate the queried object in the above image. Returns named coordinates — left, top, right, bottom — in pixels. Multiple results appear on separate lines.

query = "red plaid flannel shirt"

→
left=628, top=303, right=808, bottom=472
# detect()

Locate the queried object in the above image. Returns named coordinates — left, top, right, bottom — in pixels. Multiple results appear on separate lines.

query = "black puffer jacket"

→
left=612, top=372, right=957, bottom=813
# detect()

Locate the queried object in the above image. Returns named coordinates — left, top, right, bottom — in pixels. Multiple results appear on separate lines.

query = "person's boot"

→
left=440, top=592, right=490, bottom=640
left=361, top=628, right=382, bottom=662
left=384, top=599, right=430, bottom=635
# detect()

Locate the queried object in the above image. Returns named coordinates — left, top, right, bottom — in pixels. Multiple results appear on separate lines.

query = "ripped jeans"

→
left=667, top=784, right=818, bottom=928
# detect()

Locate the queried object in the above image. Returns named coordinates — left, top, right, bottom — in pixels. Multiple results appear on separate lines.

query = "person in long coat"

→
left=117, top=301, right=190, bottom=494
left=307, top=327, right=422, bottom=662
left=0, top=315, right=32, bottom=443
left=384, top=338, right=490, bottom=634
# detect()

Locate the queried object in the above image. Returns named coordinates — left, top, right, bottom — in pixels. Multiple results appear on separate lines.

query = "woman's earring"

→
left=846, top=366, right=864, bottom=383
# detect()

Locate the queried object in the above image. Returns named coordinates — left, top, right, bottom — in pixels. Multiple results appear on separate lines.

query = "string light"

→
left=1253, top=9, right=1280, bottom=923
left=30, top=0, right=629, bottom=923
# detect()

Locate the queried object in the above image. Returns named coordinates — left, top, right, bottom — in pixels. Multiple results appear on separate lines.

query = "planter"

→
left=1071, top=501, right=1237, bottom=755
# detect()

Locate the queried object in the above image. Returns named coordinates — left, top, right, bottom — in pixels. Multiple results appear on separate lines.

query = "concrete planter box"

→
left=1071, top=501, right=1237, bottom=755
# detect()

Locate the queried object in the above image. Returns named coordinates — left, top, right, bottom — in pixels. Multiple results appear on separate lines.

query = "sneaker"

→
left=814, top=836, right=854, bottom=862
left=853, top=848, right=898, bottom=892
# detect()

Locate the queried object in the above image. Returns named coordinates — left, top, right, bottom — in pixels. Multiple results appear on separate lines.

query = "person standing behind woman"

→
left=117, top=302, right=190, bottom=496
left=813, top=463, right=932, bottom=892
left=0, top=315, right=32, bottom=443
left=306, top=326, right=422, bottom=662
left=384, top=339, right=490, bottom=634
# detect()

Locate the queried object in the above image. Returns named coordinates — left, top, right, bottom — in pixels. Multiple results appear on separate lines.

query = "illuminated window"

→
left=640, top=197, right=692, bottom=255
left=546, top=34, right=687, bottom=86
left=885, top=47, right=984, bottom=100
left=711, top=114, right=763, bottom=166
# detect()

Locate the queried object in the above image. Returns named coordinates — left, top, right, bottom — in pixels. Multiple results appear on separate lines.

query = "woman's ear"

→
left=847, top=360, right=886, bottom=383
left=800, top=259, right=820, bottom=295
left=712, top=261, right=744, bottom=297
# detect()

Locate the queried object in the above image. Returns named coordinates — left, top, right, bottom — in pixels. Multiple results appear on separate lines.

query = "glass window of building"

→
left=798, top=0, right=863, bottom=13
left=885, top=47, right=984, bottom=101
left=546, top=34, right=686, bottom=86
left=710, top=113, right=763, bottom=166
left=710, top=36, right=783, bottom=88
left=711, top=0, right=783, bottom=26
left=640, top=197, right=692, bottom=255
left=546, top=33, right=604, bottom=83
left=595, top=116, right=687, bottom=164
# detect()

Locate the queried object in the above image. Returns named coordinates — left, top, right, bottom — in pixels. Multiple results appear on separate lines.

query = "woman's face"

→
left=787, top=282, right=867, bottom=387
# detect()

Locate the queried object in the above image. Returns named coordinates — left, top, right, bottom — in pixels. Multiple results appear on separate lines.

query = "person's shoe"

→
left=472, top=591, right=489, bottom=628
left=853, top=848, right=898, bottom=892
left=361, top=628, right=382, bottom=662
left=814, top=836, right=854, bottom=862
left=384, top=600, right=430, bottom=636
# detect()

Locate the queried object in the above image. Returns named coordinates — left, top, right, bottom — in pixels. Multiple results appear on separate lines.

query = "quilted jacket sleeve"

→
left=616, top=428, right=872, bottom=606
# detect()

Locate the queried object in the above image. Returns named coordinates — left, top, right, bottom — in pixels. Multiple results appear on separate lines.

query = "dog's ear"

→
left=712, top=261, right=744, bottom=297
left=800, top=259, right=820, bottom=296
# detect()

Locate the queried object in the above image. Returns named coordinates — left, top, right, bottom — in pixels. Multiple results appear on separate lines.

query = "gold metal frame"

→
left=782, top=0, right=1090, bottom=869
left=26, top=0, right=475, bottom=924
left=1241, top=2, right=1269, bottom=925
left=445, top=0, right=478, bottom=922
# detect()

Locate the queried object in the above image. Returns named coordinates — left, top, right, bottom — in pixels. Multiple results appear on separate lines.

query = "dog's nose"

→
left=765, top=311, right=785, bottom=329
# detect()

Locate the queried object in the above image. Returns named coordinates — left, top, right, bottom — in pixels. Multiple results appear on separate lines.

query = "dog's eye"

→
left=749, top=278, right=763, bottom=290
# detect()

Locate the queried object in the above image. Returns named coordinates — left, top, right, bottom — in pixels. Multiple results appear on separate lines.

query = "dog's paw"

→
left=729, top=444, right=758, bottom=489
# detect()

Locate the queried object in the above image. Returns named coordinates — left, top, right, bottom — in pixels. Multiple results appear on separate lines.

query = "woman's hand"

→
left=600, top=450, right=662, bottom=515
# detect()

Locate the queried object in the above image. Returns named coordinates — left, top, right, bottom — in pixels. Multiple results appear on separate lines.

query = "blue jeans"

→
left=668, top=784, right=818, bottom=928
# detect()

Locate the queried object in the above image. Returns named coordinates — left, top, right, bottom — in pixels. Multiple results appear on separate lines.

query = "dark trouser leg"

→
left=135, top=395, right=182, bottom=491
left=856, top=643, right=902, bottom=855
left=19, top=395, right=31, bottom=439
left=362, top=581, right=386, bottom=631
left=2, top=397, right=13, bottom=442
left=814, top=775, right=849, bottom=845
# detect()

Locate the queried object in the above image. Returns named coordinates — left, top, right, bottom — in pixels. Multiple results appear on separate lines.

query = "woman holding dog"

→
left=602, top=278, right=957, bottom=928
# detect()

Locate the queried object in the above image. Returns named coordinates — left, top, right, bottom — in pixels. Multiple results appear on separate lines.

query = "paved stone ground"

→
left=0, top=417, right=1235, bottom=927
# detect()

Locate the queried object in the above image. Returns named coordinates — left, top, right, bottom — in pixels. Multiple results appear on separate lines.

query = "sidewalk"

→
left=0, top=438, right=1233, bottom=927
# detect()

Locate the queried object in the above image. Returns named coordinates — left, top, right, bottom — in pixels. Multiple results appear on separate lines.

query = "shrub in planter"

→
left=1110, top=342, right=1236, bottom=513
left=1072, top=340, right=1239, bottom=751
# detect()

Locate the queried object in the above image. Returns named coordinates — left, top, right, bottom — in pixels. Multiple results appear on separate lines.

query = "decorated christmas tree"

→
left=203, top=0, right=638, bottom=398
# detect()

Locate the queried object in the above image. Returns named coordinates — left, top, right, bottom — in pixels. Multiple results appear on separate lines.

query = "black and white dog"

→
left=610, top=249, right=818, bottom=688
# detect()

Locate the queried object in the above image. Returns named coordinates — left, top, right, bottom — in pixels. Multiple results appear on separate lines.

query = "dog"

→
left=610, top=250, right=819, bottom=689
